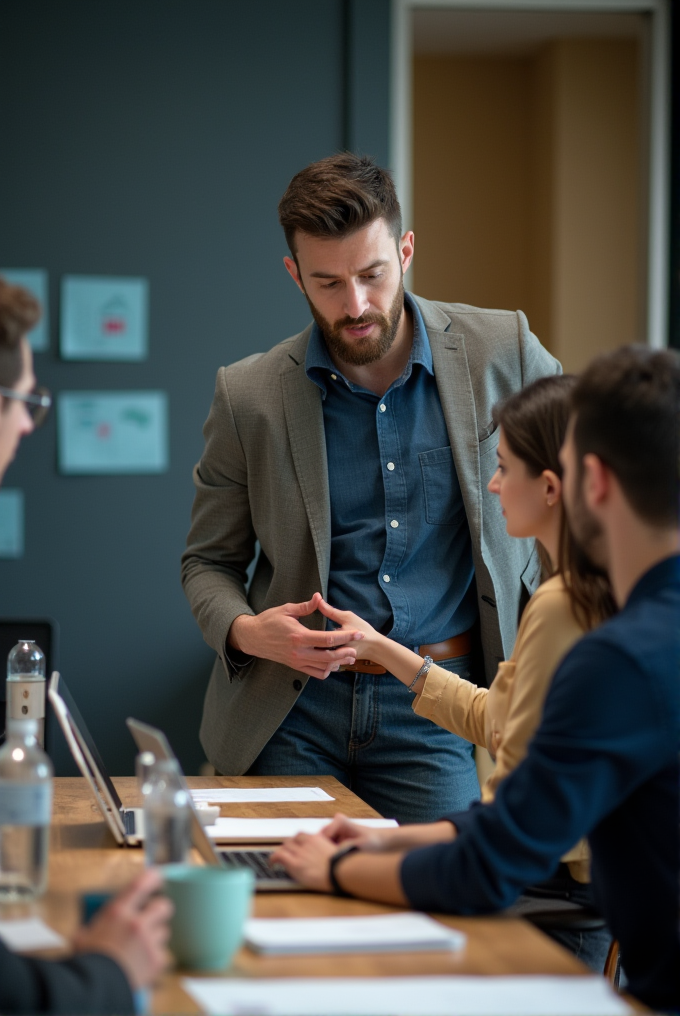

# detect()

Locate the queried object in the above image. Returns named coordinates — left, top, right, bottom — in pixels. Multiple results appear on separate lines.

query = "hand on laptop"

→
left=72, top=869, right=173, bottom=991
left=270, top=832, right=337, bottom=892
left=322, top=813, right=458, bottom=853
left=320, top=814, right=397, bottom=852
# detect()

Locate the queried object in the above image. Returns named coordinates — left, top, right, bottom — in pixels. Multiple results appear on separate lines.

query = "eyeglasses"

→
left=0, top=385, right=52, bottom=428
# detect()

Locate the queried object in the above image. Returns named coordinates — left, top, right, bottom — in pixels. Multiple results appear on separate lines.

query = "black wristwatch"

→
left=328, top=843, right=361, bottom=896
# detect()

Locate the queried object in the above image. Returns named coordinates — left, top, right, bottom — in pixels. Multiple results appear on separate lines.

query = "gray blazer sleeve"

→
left=181, top=366, right=258, bottom=672
left=518, top=310, right=562, bottom=384
left=0, top=942, right=134, bottom=1015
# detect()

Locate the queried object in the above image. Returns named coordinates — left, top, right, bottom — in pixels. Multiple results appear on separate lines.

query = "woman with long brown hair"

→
left=273, top=374, right=617, bottom=970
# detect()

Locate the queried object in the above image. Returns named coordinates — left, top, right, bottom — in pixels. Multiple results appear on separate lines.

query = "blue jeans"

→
left=246, top=654, right=480, bottom=825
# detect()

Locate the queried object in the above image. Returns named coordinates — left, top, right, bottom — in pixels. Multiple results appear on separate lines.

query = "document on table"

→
left=0, top=918, right=66, bottom=953
left=183, top=975, right=632, bottom=1016
left=244, top=913, right=466, bottom=955
left=205, top=817, right=398, bottom=842
left=191, top=786, right=334, bottom=804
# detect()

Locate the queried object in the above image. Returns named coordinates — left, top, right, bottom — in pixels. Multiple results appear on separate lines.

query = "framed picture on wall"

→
left=57, top=391, right=168, bottom=474
left=60, top=276, right=149, bottom=361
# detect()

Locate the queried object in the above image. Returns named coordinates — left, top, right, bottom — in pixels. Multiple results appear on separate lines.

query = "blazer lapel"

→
left=280, top=329, right=331, bottom=593
left=416, top=297, right=482, bottom=536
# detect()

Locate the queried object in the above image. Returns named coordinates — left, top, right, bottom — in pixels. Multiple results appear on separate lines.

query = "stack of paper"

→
left=182, top=975, right=632, bottom=1016
left=191, top=786, right=334, bottom=804
left=0, top=918, right=66, bottom=953
left=244, top=913, right=466, bottom=955
left=205, top=817, right=398, bottom=842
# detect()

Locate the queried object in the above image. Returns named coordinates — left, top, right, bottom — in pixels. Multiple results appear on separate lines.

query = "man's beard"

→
left=568, top=478, right=608, bottom=572
left=305, top=278, right=405, bottom=367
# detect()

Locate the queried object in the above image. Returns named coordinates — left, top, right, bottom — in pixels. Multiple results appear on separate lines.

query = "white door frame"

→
left=391, top=0, right=671, bottom=348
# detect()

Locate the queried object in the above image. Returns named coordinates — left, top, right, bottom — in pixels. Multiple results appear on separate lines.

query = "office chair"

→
left=506, top=892, right=620, bottom=988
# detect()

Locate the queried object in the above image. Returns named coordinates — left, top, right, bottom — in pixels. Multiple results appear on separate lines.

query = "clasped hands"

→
left=228, top=592, right=380, bottom=680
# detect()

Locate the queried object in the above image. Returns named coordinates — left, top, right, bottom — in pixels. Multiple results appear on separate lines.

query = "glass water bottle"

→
left=6, top=641, right=46, bottom=748
left=0, top=718, right=53, bottom=900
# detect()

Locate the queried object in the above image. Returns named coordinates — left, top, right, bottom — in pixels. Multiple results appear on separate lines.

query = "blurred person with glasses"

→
left=0, top=276, right=173, bottom=1014
left=0, top=279, right=51, bottom=474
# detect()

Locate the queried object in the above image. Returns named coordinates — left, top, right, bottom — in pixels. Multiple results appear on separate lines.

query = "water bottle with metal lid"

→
left=0, top=717, right=53, bottom=899
left=6, top=640, right=46, bottom=748
left=143, top=758, right=191, bottom=867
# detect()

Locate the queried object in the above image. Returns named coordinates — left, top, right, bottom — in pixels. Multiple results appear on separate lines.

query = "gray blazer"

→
left=181, top=295, right=561, bottom=775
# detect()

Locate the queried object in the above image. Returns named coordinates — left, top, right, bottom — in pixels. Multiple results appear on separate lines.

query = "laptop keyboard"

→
left=220, top=849, right=294, bottom=883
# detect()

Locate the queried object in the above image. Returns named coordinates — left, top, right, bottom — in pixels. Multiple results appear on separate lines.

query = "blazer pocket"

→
left=478, top=427, right=501, bottom=486
left=419, top=446, right=466, bottom=526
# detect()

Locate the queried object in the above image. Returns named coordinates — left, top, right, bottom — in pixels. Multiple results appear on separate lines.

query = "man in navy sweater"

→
left=273, top=345, right=680, bottom=1012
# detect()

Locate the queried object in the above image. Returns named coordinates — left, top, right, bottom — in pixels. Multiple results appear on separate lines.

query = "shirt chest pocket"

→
left=419, top=446, right=466, bottom=526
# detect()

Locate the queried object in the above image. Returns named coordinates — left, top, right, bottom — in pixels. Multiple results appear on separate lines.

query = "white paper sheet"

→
left=0, top=917, right=67, bottom=953
left=183, top=975, right=632, bottom=1016
left=191, top=786, right=334, bottom=804
left=205, top=817, right=398, bottom=842
left=245, top=913, right=466, bottom=954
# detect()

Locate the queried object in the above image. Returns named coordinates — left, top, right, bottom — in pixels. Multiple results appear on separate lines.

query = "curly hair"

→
left=0, top=276, right=40, bottom=388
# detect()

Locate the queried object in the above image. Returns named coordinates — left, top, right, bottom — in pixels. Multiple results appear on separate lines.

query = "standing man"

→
left=182, top=154, right=559, bottom=823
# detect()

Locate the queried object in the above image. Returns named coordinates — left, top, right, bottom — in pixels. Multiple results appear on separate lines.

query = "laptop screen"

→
left=50, top=672, right=123, bottom=811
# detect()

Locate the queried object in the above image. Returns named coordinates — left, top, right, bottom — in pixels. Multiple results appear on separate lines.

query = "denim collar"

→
left=305, top=292, right=433, bottom=398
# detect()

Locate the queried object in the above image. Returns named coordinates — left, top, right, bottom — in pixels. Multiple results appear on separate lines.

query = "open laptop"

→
left=125, top=717, right=300, bottom=891
left=48, top=675, right=298, bottom=889
left=48, top=672, right=143, bottom=845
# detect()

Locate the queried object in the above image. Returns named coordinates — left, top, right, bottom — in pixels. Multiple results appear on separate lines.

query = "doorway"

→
left=391, top=1, right=671, bottom=369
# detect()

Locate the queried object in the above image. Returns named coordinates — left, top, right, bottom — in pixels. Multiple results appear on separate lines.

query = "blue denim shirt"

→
left=305, top=292, right=477, bottom=648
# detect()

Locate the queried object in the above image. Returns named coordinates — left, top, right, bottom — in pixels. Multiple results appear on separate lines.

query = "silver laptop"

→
left=48, top=672, right=143, bottom=845
left=126, top=716, right=301, bottom=892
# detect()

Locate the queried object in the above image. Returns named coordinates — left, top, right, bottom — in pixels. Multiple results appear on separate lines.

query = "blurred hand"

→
left=270, top=832, right=337, bottom=892
left=229, top=593, right=364, bottom=679
left=320, top=813, right=397, bottom=852
left=73, top=869, right=172, bottom=991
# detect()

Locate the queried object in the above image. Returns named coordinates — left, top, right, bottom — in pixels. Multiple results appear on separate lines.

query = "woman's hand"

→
left=270, top=832, right=338, bottom=892
left=317, top=598, right=382, bottom=657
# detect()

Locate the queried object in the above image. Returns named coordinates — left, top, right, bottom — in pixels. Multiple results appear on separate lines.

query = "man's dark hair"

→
left=278, top=153, right=402, bottom=255
left=571, top=345, right=680, bottom=528
left=0, top=276, right=40, bottom=389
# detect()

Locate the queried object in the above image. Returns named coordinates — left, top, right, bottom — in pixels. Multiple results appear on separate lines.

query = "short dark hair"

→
left=278, top=153, right=402, bottom=255
left=0, top=277, right=40, bottom=388
left=494, top=374, right=616, bottom=630
left=571, top=345, right=680, bottom=528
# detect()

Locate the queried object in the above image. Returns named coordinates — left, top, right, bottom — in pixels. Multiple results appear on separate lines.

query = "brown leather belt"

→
left=340, top=630, right=473, bottom=675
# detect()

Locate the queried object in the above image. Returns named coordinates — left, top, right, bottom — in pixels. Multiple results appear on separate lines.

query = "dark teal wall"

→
left=0, top=0, right=391, bottom=775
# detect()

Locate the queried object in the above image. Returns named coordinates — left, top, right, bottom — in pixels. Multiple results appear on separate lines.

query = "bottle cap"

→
left=6, top=718, right=39, bottom=736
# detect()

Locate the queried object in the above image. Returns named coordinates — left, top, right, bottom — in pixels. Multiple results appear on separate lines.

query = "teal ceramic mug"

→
left=163, top=865, right=255, bottom=970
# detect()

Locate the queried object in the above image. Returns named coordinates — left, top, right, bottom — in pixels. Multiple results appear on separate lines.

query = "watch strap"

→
left=328, top=843, right=360, bottom=896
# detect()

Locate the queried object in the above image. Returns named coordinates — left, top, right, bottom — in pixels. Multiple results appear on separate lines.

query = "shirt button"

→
left=331, top=374, right=337, bottom=380
left=386, top=462, right=395, bottom=471
left=390, top=520, right=399, bottom=528
left=383, top=574, right=391, bottom=583
left=293, top=679, right=302, bottom=691
left=379, top=404, right=386, bottom=413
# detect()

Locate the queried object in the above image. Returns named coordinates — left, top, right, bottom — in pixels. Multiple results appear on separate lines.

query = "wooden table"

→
left=5, top=777, right=603, bottom=1013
